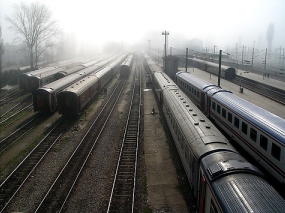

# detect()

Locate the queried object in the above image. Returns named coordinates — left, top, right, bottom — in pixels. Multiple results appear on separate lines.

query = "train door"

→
left=206, top=96, right=211, bottom=117
left=198, top=172, right=206, bottom=213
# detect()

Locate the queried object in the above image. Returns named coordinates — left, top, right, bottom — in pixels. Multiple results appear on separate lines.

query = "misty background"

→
left=1, top=0, right=285, bottom=69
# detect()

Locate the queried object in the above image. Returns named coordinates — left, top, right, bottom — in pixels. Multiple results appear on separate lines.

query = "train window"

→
left=212, top=102, right=216, bottom=110
left=217, top=105, right=221, bottom=114
left=234, top=117, right=240, bottom=128
left=242, top=122, right=248, bottom=134
left=222, top=108, right=226, bottom=118
left=250, top=128, right=257, bottom=142
left=260, top=134, right=268, bottom=151
left=271, top=143, right=281, bottom=161
left=197, top=91, right=200, bottom=98
left=228, top=112, right=232, bottom=123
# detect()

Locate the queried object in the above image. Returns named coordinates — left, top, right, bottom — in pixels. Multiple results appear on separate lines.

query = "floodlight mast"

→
left=162, top=31, right=169, bottom=72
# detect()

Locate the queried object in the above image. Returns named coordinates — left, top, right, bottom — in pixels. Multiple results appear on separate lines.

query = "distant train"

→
left=187, top=57, right=236, bottom=80
left=32, top=54, right=125, bottom=114
left=176, top=71, right=285, bottom=187
left=119, top=54, right=133, bottom=78
left=19, top=58, right=104, bottom=92
left=19, top=66, right=62, bottom=91
left=143, top=53, right=285, bottom=212
left=57, top=58, right=124, bottom=115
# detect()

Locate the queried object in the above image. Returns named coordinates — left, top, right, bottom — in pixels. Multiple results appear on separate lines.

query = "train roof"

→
left=163, top=87, right=236, bottom=159
left=212, top=91, right=285, bottom=144
left=29, top=67, right=66, bottom=79
left=201, top=151, right=285, bottom=212
left=189, top=57, right=233, bottom=70
left=154, top=72, right=177, bottom=88
left=36, top=72, right=86, bottom=93
left=176, top=71, right=221, bottom=91
left=61, top=75, right=99, bottom=95
left=215, top=173, right=285, bottom=212
left=55, top=65, right=85, bottom=77
left=25, top=66, right=59, bottom=77
left=120, top=55, right=133, bottom=67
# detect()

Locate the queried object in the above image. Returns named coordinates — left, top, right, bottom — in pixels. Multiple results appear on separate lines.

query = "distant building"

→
left=163, top=55, right=179, bottom=79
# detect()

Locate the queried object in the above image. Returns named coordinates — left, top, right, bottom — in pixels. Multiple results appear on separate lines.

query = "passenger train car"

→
left=19, top=66, right=60, bottom=91
left=57, top=64, right=117, bottom=115
left=119, top=54, right=133, bottom=78
left=143, top=53, right=285, bottom=212
left=176, top=71, right=285, bottom=187
left=187, top=57, right=236, bottom=80
left=32, top=54, right=125, bottom=113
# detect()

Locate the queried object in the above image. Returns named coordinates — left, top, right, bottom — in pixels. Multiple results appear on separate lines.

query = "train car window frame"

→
left=271, top=143, right=281, bottom=161
left=242, top=122, right=248, bottom=135
left=260, top=134, right=268, bottom=151
left=228, top=112, right=232, bottom=123
left=234, top=117, right=240, bottom=129
left=197, top=91, right=200, bottom=98
left=250, top=128, right=257, bottom=142
left=212, top=102, right=216, bottom=110
left=217, top=104, right=221, bottom=114
left=222, top=108, right=226, bottom=118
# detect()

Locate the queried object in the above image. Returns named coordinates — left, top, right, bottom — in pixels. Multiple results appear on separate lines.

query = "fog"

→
left=1, top=0, right=285, bottom=53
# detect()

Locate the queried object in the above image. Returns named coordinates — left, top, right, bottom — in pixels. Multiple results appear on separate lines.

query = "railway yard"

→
left=0, top=52, right=285, bottom=212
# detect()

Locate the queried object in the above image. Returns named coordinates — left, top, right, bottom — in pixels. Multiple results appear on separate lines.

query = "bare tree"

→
left=6, top=2, right=59, bottom=70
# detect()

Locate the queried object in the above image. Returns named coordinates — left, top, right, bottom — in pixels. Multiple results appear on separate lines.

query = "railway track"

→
left=0, top=89, right=26, bottom=107
left=0, top=94, right=32, bottom=123
left=107, top=61, right=142, bottom=212
left=0, top=116, right=70, bottom=212
left=35, top=80, right=127, bottom=212
left=232, top=76, right=285, bottom=105
left=0, top=114, right=48, bottom=155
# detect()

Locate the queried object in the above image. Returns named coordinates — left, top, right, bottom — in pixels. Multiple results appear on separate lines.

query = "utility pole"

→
left=162, top=31, right=169, bottom=72
left=242, top=45, right=244, bottom=65
left=251, top=48, right=254, bottom=70
left=186, top=48, right=188, bottom=72
left=264, top=48, right=267, bottom=72
left=218, top=50, right=222, bottom=87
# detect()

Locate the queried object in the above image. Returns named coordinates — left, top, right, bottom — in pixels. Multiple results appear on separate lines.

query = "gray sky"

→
left=1, top=0, right=285, bottom=51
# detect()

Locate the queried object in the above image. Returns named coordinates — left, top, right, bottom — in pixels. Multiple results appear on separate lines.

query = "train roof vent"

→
left=208, top=163, right=223, bottom=178
left=186, top=105, right=189, bottom=107
left=189, top=109, right=193, bottom=111
left=206, top=125, right=211, bottom=129
left=208, top=160, right=257, bottom=179
left=194, top=122, right=199, bottom=126
left=200, top=119, right=205, bottom=122
left=193, top=113, right=197, bottom=116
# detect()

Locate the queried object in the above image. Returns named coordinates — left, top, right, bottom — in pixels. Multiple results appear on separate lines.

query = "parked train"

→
left=187, top=57, right=236, bottom=80
left=119, top=54, right=133, bottom=78
left=176, top=71, right=285, bottom=187
left=57, top=55, right=126, bottom=116
left=19, top=57, right=106, bottom=91
left=19, top=66, right=61, bottom=91
left=143, top=53, right=285, bottom=212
